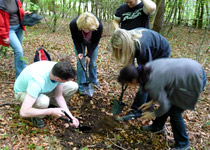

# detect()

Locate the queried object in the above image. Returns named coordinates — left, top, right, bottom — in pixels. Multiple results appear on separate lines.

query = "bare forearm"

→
left=55, top=96, right=74, bottom=118
left=113, top=19, right=120, bottom=30
left=20, top=107, right=53, bottom=118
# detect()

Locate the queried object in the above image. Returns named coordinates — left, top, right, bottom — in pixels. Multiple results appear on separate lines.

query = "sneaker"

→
left=141, top=125, right=165, bottom=134
left=171, top=144, right=190, bottom=150
left=31, top=117, right=45, bottom=127
left=120, top=109, right=142, bottom=121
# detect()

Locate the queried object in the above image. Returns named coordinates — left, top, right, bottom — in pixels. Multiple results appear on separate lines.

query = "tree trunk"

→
left=178, top=0, right=184, bottom=25
left=152, top=0, right=165, bottom=33
left=193, top=0, right=200, bottom=28
left=78, top=0, right=82, bottom=15
left=52, top=0, right=57, bottom=32
left=198, top=0, right=204, bottom=28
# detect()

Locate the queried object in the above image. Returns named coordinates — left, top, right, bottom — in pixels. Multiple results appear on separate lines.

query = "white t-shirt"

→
left=14, top=61, right=59, bottom=98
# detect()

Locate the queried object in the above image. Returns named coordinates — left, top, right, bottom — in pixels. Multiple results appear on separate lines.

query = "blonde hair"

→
left=111, top=28, right=144, bottom=65
left=76, top=12, right=99, bottom=31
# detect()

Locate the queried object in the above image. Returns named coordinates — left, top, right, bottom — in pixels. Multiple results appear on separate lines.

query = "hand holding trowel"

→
left=78, top=57, right=94, bottom=97
left=59, top=110, right=92, bottom=132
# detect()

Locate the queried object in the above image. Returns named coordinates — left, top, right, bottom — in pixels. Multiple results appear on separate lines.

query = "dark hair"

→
left=118, top=64, right=152, bottom=87
left=118, top=64, right=139, bottom=84
left=52, top=62, right=76, bottom=80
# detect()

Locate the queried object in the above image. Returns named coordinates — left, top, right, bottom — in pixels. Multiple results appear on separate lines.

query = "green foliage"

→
left=25, top=2, right=39, bottom=12
left=2, top=132, right=8, bottom=139
left=0, top=46, right=12, bottom=60
left=116, top=134, right=121, bottom=141
left=20, top=56, right=30, bottom=65
left=28, top=144, right=35, bottom=149
left=0, top=146, right=9, bottom=150
left=38, top=146, right=43, bottom=150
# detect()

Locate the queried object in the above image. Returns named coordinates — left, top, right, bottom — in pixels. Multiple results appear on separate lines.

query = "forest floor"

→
left=0, top=20, right=209, bottom=150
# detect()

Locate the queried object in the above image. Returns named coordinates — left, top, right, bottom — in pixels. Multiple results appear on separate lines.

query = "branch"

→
left=106, top=132, right=128, bottom=150
left=0, top=81, right=14, bottom=84
left=0, top=103, right=14, bottom=107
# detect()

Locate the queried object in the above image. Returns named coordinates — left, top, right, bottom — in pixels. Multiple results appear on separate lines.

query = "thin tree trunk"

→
left=178, top=0, right=183, bottom=25
left=52, top=0, right=57, bottom=32
left=166, top=1, right=178, bottom=36
left=193, top=0, right=200, bottom=28
left=198, top=0, right=204, bottom=28
left=78, top=0, right=82, bottom=15
left=152, top=0, right=165, bottom=33
left=162, top=0, right=176, bottom=35
left=196, top=26, right=208, bottom=61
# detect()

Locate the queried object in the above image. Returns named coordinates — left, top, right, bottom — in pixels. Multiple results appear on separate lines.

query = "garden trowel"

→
left=60, top=110, right=92, bottom=132
left=112, top=84, right=127, bottom=116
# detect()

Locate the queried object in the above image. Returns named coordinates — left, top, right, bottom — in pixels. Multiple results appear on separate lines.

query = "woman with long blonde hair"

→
left=111, top=27, right=171, bottom=121
left=70, top=12, right=103, bottom=96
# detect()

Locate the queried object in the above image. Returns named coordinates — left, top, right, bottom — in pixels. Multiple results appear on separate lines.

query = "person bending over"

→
left=118, top=58, right=206, bottom=150
left=111, top=28, right=171, bottom=120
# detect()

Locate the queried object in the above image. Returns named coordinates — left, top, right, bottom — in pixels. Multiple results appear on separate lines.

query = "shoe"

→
left=141, top=125, right=165, bottom=134
left=120, top=109, right=142, bottom=121
left=79, top=90, right=86, bottom=96
left=31, top=117, right=45, bottom=127
left=171, top=144, right=190, bottom=150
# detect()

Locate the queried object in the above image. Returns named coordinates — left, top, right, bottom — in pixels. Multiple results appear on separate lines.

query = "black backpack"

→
left=34, top=45, right=51, bottom=62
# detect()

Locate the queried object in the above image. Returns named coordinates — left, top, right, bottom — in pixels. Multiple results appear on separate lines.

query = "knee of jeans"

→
left=63, top=81, right=79, bottom=96
left=35, top=94, right=50, bottom=108
left=89, top=61, right=97, bottom=68
left=170, top=113, right=184, bottom=122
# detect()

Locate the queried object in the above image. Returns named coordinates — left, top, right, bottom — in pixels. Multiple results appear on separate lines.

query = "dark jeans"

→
left=152, top=105, right=189, bottom=148
left=131, top=87, right=151, bottom=111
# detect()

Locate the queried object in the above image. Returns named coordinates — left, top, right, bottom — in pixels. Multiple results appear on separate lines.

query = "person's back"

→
left=133, top=28, right=171, bottom=64
left=14, top=61, right=57, bottom=98
left=145, top=58, right=204, bottom=112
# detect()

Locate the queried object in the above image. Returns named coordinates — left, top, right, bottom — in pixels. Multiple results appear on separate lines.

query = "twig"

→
left=106, top=132, right=127, bottom=150
left=0, top=103, right=14, bottom=107
left=0, top=80, right=14, bottom=84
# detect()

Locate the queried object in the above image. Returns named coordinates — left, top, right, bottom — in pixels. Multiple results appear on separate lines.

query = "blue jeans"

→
left=152, top=105, right=189, bottom=148
left=74, top=44, right=98, bottom=91
left=131, top=87, right=151, bottom=110
left=9, top=24, right=26, bottom=78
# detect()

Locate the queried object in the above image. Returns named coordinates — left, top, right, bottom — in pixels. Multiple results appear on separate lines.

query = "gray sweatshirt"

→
left=144, top=58, right=204, bottom=117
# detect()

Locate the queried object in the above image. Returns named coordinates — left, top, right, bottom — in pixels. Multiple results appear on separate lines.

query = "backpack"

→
left=34, top=45, right=51, bottom=62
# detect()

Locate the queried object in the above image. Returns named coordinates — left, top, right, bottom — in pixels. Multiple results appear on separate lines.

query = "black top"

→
left=134, top=28, right=171, bottom=65
left=114, top=2, right=149, bottom=30
left=69, top=16, right=103, bottom=58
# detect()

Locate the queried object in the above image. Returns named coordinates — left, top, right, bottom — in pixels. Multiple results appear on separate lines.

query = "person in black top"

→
left=70, top=12, right=103, bottom=96
left=113, top=0, right=156, bottom=30
left=111, top=28, right=171, bottom=120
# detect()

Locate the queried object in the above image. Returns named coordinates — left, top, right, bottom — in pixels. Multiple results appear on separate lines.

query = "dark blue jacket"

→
left=134, top=28, right=171, bottom=65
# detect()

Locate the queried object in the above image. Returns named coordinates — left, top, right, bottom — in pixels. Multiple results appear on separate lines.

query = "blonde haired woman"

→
left=111, top=27, right=171, bottom=121
left=70, top=12, right=103, bottom=95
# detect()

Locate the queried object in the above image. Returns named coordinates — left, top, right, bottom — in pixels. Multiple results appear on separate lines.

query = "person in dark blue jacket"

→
left=111, top=28, right=171, bottom=120
left=70, top=12, right=103, bottom=96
